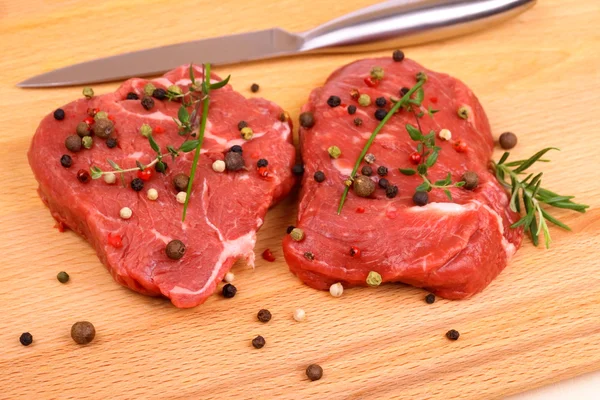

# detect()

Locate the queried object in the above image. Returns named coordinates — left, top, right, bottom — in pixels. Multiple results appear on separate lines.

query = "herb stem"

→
left=182, top=63, right=211, bottom=222
left=337, top=79, right=425, bottom=214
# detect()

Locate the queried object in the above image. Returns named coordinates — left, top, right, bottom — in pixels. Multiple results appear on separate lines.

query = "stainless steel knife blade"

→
left=18, top=0, right=536, bottom=88
left=17, top=29, right=301, bottom=87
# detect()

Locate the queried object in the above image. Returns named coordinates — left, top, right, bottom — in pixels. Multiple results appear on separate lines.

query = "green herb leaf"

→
left=416, top=111, right=425, bottom=118
left=427, top=106, right=439, bottom=117
left=136, top=161, right=146, bottom=171
left=434, top=173, right=452, bottom=186
left=413, top=88, right=424, bottom=105
left=513, top=147, right=559, bottom=173
left=189, top=64, right=196, bottom=85
left=498, top=151, right=510, bottom=165
left=209, top=75, right=231, bottom=90
left=417, top=164, right=428, bottom=175
left=406, top=124, right=422, bottom=141
left=178, top=106, right=190, bottom=124
left=179, top=140, right=200, bottom=152
left=425, top=148, right=439, bottom=167
left=454, top=181, right=466, bottom=187
left=415, top=181, right=431, bottom=192
left=444, top=189, right=453, bottom=201
left=399, top=168, right=417, bottom=176
left=147, top=133, right=160, bottom=153
left=107, top=159, right=122, bottom=171
left=90, top=166, right=103, bottom=179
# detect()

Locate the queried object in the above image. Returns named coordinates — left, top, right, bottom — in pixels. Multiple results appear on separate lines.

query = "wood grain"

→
left=1, top=0, right=599, bottom=398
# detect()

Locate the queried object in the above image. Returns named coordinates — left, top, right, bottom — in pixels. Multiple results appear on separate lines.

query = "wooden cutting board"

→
left=1, top=0, right=598, bottom=398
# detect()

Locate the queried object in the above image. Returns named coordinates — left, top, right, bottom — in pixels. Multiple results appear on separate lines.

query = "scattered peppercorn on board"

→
left=1, top=0, right=599, bottom=399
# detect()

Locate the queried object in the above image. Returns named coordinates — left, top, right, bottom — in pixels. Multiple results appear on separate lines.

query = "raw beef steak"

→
left=29, top=65, right=295, bottom=308
left=283, top=57, right=523, bottom=299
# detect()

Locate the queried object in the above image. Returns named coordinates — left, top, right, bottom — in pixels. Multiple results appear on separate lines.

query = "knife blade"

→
left=18, top=0, right=536, bottom=88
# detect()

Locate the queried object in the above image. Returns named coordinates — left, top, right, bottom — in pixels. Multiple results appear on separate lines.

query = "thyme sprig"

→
left=491, top=148, right=588, bottom=248
left=336, top=77, right=426, bottom=214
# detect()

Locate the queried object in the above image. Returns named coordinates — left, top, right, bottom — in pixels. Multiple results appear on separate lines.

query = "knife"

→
left=18, top=0, right=536, bottom=88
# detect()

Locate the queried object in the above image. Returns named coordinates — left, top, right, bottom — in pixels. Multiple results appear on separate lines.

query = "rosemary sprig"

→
left=491, top=148, right=589, bottom=248
left=337, top=78, right=426, bottom=214
left=182, top=63, right=211, bottom=222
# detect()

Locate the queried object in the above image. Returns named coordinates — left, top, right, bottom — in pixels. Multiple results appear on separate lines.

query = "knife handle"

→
left=299, top=0, right=536, bottom=53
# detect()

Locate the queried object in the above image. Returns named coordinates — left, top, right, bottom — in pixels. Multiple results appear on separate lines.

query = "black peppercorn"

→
left=425, top=293, right=435, bottom=304
left=252, top=335, right=265, bottom=349
left=141, top=96, right=155, bottom=110
left=230, top=145, right=243, bottom=153
left=106, top=137, right=117, bottom=148
left=71, top=321, right=95, bottom=345
left=314, top=171, right=326, bottom=183
left=173, top=173, right=190, bottom=192
left=131, top=178, right=144, bottom=192
left=327, top=95, right=341, bottom=108
left=126, top=92, right=139, bottom=100
left=446, top=329, right=460, bottom=340
left=57, top=271, right=70, bottom=283
left=53, top=108, right=65, bottom=120
left=299, top=112, right=315, bottom=128
left=353, top=118, right=363, bottom=126
left=361, top=165, right=373, bottom=176
left=306, top=364, right=323, bottom=381
left=378, top=178, right=389, bottom=189
left=152, top=88, right=167, bottom=100
left=60, top=154, right=72, bottom=168
left=499, top=132, right=518, bottom=149
left=257, top=309, right=272, bottom=323
left=462, top=171, right=479, bottom=190
left=19, top=332, right=33, bottom=346
left=257, top=159, right=268, bottom=168
left=413, top=191, right=429, bottom=206
left=374, top=109, right=387, bottom=121
left=292, top=164, right=304, bottom=176
left=166, top=239, right=186, bottom=260
left=155, top=161, right=168, bottom=173
left=392, top=49, right=405, bottom=62
left=222, top=283, right=237, bottom=298
left=250, top=83, right=259, bottom=93
left=375, top=97, right=387, bottom=107
left=347, top=105, right=357, bottom=115
left=237, top=120, right=248, bottom=130
left=65, top=135, right=82, bottom=152
left=385, top=185, right=398, bottom=198
left=225, top=151, right=245, bottom=171
left=400, top=87, right=410, bottom=96
left=377, top=166, right=388, bottom=176
left=286, top=225, right=295, bottom=234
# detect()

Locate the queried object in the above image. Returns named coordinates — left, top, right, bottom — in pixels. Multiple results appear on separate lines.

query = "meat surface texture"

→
left=29, top=65, right=295, bottom=308
left=283, top=57, right=523, bottom=299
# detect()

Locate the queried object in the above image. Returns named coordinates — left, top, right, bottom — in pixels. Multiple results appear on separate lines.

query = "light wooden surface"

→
left=1, top=1, right=599, bottom=399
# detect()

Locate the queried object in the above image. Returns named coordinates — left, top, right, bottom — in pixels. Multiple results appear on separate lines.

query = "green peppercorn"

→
left=173, top=173, right=190, bottom=192
left=290, top=228, right=305, bottom=242
left=462, top=171, right=479, bottom=190
left=168, top=85, right=182, bottom=95
left=65, top=135, right=82, bottom=152
left=82, top=136, right=93, bottom=149
left=306, top=364, right=323, bottom=381
left=71, top=321, right=95, bottom=345
left=499, top=132, right=518, bottom=149
left=82, top=87, right=94, bottom=99
left=240, top=127, right=254, bottom=140
left=458, top=106, right=469, bottom=120
left=370, top=66, right=384, bottom=80
left=93, top=119, right=114, bottom=139
left=144, top=83, right=156, bottom=97
left=328, top=145, right=341, bottom=159
left=166, top=239, right=186, bottom=260
left=76, top=121, right=90, bottom=137
left=57, top=271, right=69, bottom=283
left=358, top=94, right=371, bottom=107
left=353, top=175, right=375, bottom=197
left=140, top=123, right=153, bottom=138
left=94, top=111, right=108, bottom=121
left=366, top=271, right=382, bottom=287
left=299, top=112, right=315, bottom=128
